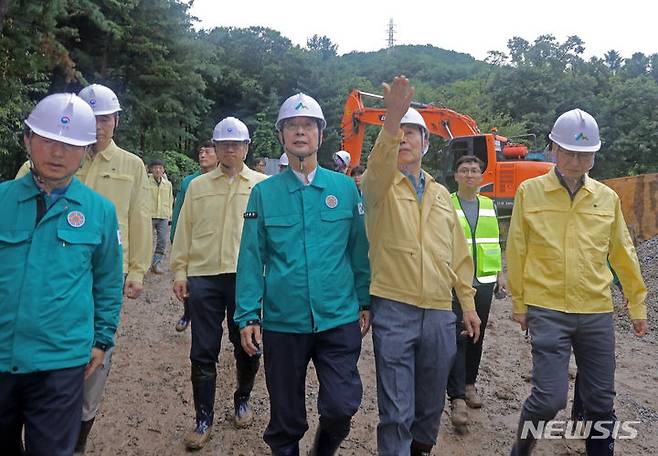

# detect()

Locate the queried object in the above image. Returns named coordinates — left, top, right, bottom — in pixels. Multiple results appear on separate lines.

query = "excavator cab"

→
left=440, top=136, right=490, bottom=193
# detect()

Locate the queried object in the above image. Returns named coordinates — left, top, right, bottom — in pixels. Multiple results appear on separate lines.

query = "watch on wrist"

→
left=94, top=342, right=109, bottom=351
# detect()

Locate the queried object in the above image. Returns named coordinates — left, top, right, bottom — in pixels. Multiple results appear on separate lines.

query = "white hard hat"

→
left=25, top=93, right=96, bottom=146
left=333, top=150, right=351, bottom=168
left=549, top=108, right=601, bottom=152
left=276, top=93, right=326, bottom=131
left=78, top=84, right=122, bottom=115
left=213, top=117, right=251, bottom=143
left=401, top=107, right=430, bottom=155
left=278, top=152, right=289, bottom=166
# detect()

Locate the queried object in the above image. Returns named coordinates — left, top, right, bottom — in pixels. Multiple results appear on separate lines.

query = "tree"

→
left=306, top=34, right=337, bottom=59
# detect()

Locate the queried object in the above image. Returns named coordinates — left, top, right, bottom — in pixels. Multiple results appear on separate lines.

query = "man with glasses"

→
left=236, top=93, right=370, bottom=456
left=446, top=155, right=505, bottom=430
left=0, top=93, right=123, bottom=455
left=507, top=109, right=648, bottom=455
left=170, top=117, right=267, bottom=449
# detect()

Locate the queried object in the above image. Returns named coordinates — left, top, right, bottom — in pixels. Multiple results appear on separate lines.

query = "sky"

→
left=189, top=0, right=656, bottom=61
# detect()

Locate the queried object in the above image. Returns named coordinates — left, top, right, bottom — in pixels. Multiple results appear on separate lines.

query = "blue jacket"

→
left=0, top=175, right=124, bottom=373
left=235, top=167, right=370, bottom=334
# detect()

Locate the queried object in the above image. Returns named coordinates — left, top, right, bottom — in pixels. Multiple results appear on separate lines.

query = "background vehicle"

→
left=340, top=89, right=553, bottom=215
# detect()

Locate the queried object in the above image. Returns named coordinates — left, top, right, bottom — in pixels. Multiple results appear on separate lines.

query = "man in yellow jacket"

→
left=362, top=76, right=480, bottom=456
left=507, top=109, right=648, bottom=456
left=170, top=117, right=266, bottom=450
left=147, top=159, right=173, bottom=274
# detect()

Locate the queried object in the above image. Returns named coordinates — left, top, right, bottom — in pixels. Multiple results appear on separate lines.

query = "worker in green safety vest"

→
left=446, top=154, right=506, bottom=429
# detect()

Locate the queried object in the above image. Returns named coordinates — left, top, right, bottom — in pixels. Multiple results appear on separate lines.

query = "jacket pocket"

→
left=476, top=243, right=502, bottom=276
left=0, top=230, right=31, bottom=247
left=264, top=215, right=301, bottom=250
left=56, top=229, right=101, bottom=268
left=320, top=209, right=352, bottom=242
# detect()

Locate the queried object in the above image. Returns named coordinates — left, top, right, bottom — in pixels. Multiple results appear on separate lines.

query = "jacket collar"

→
left=285, top=166, right=329, bottom=193
left=17, top=173, right=84, bottom=205
left=209, top=164, right=255, bottom=181
left=95, top=140, right=118, bottom=162
left=544, top=167, right=594, bottom=194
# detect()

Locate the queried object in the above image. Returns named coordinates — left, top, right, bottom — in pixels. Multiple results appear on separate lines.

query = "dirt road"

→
left=84, top=239, right=658, bottom=455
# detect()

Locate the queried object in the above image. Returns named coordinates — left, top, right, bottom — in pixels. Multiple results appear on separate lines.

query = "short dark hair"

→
left=455, top=155, right=484, bottom=172
left=351, top=165, right=365, bottom=176
left=149, top=159, right=165, bottom=168
left=198, top=140, right=214, bottom=150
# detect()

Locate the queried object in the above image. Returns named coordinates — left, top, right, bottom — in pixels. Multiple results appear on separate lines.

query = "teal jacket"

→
left=235, top=167, right=370, bottom=334
left=0, top=174, right=124, bottom=374
left=170, top=170, right=201, bottom=243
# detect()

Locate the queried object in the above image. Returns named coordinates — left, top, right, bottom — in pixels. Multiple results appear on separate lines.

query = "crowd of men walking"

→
left=0, top=75, right=648, bottom=456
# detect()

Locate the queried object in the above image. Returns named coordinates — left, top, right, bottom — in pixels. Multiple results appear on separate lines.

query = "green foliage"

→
left=1, top=4, right=658, bottom=181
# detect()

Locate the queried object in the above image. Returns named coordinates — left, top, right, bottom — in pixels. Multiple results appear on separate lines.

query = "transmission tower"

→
left=387, top=19, right=396, bottom=48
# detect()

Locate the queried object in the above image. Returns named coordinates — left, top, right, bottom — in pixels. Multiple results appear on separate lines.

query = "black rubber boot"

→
left=234, top=351, right=260, bottom=401
left=308, top=428, right=343, bottom=456
left=74, top=417, right=95, bottom=454
left=272, top=442, right=300, bottom=456
left=191, top=362, right=217, bottom=426
left=309, top=417, right=351, bottom=456
left=410, top=440, right=433, bottom=456
left=585, top=415, right=615, bottom=456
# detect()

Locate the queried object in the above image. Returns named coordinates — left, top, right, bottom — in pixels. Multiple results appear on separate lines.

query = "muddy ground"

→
left=85, top=238, right=658, bottom=455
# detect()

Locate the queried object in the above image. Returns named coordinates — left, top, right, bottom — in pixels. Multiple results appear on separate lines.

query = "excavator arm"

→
left=341, top=89, right=481, bottom=169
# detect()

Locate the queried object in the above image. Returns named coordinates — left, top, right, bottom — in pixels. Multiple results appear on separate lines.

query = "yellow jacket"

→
left=362, top=129, right=475, bottom=311
left=147, top=175, right=173, bottom=220
left=506, top=169, right=647, bottom=320
left=170, top=165, right=267, bottom=281
left=16, top=142, right=152, bottom=283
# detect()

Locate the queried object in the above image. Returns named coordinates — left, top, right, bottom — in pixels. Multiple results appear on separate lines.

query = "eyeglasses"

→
left=282, top=120, right=317, bottom=133
left=215, top=141, right=246, bottom=150
left=559, top=150, right=595, bottom=162
left=32, top=135, right=87, bottom=154
left=456, top=168, right=482, bottom=175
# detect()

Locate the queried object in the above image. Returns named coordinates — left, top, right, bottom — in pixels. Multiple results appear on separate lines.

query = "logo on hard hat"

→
left=60, top=115, right=71, bottom=125
left=575, top=132, right=589, bottom=141
left=227, top=127, right=233, bottom=132
left=295, top=102, right=308, bottom=111
left=89, top=99, right=97, bottom=106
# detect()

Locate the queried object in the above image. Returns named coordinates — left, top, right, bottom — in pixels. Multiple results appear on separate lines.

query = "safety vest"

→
left=450, top=193, right=502, bottom=283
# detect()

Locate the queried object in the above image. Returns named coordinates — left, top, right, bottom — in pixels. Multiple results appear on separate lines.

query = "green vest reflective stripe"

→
left=451, top=193, right=502, bottom=283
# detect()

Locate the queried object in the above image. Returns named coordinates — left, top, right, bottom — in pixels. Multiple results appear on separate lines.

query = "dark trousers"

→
left=447, top=282, right=495, bottom=400
left=0, top=365, right=85, bottom=456
left=262, top=321, right=363, bottom=452
left=188, top=274, right=260, bottom=425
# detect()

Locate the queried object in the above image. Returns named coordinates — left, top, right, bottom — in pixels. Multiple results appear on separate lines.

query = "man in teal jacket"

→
left=236, top=93, right=371, bottom=456
left=169, top=139, right=218, bottom=332
left=0, top=93, right=123, bottom=455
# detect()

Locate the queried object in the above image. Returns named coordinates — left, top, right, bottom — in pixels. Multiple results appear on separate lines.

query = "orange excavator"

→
left=340, top=89, right=553, bottom=214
